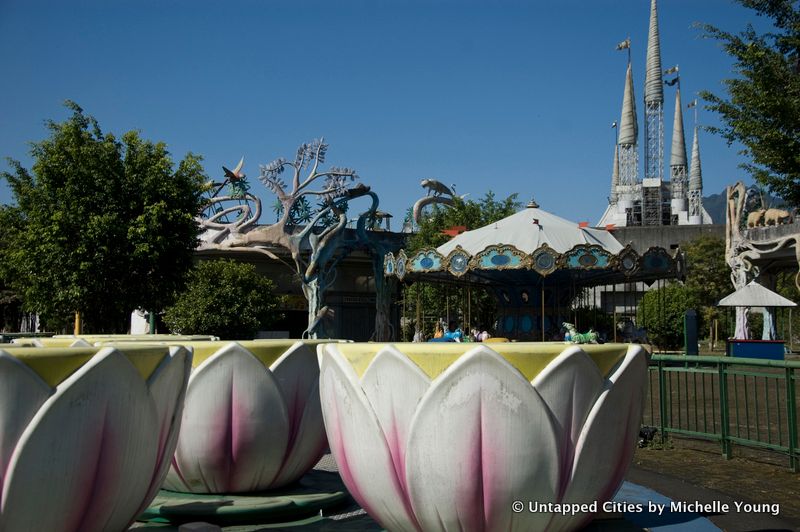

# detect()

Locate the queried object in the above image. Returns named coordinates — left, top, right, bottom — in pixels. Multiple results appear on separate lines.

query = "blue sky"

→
left=0, top=0, right=764, bottom=226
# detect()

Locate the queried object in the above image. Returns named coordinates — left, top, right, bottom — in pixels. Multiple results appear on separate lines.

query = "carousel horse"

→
left=617, top=319, right=650, bottom=344
left=562, top=322, right=599, bottom=344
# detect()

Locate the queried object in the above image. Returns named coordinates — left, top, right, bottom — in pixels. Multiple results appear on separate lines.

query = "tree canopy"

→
left=1, top=102, right=207, bottom=331
left=700, top=0, right=800, bottom=206
left=402, top=191, right=521, bottom=340
left=407, top=191, right=520, bottom=251
left=163, top=259, right=283, bottom=339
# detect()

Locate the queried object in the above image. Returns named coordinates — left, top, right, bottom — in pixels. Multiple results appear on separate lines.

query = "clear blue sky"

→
left=0, top=0, right=764, bottom=226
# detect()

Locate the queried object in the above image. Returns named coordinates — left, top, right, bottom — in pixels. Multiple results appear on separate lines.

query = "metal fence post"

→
left=658, top=359, right=667, bottom=444
left=719, top=361, right=732, bottom=459
left=786, top=367, right=798, bottom=472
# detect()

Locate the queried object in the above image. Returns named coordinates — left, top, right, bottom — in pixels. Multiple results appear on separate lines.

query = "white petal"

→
left=268, top=342, right=327, bottom=487
left=550, top=345, right=648, bottom=532
left=318, top=344, right=419, bottom=532
left=406, top=346, right=560, bottom=532
left=136, top=346, right=192, bottom=512
left=0, top=348, right=159, bottom=532
left=532, top=346, right=604, bottom=496
left=361, top=346, right=431, bottom=520
left=0, top=352, right=51, bottom=502
left=168, top=343, right=290, bottom=493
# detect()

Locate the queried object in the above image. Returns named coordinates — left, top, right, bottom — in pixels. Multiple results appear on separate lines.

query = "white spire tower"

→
left=617, top=60, right=640, bottom=225
left=642, top=0, right=664, bottom=225
left=669, top=87, right=688, bottom=222
left=688, top=126, right=704, bottom=224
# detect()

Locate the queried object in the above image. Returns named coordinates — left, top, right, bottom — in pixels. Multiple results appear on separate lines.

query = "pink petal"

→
left=359, top=345, right=431, bottom=524
left=135, top=346, right=192, bottom=515
left=319, top=344, right=420, bottom=532
left=405, top=346, right=560, bottom=532
left=268, top=342, right=327, bottom=487
left=548, top=345, right=648, bottom=532
left=1, top=348, right=159, bottom=532
left=0, top=352, right=51, bottom=503
left=532, top=346, right=604, bottom=498
left=169, top=343, right=290, bottom=493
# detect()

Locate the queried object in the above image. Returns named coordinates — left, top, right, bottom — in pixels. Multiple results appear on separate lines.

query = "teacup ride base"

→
left=138, top=469, right=348, bottom=527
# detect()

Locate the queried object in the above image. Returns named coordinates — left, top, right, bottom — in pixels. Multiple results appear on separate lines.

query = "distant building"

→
left=599, top=0, right=712, bottom=228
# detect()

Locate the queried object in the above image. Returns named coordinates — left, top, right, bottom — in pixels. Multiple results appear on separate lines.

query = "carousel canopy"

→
left=718, top=281, right=797, bottom=308
left=437, top=204, right=623, bottom=257
left=383, top=202, right=680, bottom=285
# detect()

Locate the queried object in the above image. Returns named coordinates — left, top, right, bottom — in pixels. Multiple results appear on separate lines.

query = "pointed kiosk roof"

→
left=689, top=127, right=702, bottom=190
left=670, top=88, right=687, bottom=167
left=644, top=0, right=663, bottom=104
left=437, top=203, right=623, bottom=257
left=719, top=281, right=797, bottom=307
left=618, top=62, right=638, bottom=146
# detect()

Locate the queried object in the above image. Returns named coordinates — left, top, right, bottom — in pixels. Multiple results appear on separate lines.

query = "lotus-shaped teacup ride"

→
left=0, top=344, right=191, bottom=531
left=95, top=340, right=331, bottom=494
left=318, top=341, right=647, bottom=531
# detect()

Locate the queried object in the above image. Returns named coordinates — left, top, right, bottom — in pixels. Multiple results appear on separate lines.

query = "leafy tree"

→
left=163, top=259, right=284, bottom=339
left=402, top=191, right=521, bottom=339
left=682, top=235, right=731, bottom=337
left=1, top=102, right=207, bottom=331
left=407, top=191, right=520, bottom=252
left=637, top=283, right=703, bottom=350
left=699, top=1, right=800, bottom=205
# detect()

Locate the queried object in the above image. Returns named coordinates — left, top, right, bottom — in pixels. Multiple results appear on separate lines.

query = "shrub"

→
left=164, top=259, right=283, bottom=339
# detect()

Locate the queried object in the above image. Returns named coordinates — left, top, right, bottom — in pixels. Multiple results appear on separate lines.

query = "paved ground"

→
left=630, top=437, right=800, bottom=531
left=133, top=437, right=800, bottom=531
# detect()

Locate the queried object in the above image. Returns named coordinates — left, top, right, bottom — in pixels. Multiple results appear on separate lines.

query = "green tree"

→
left=402, top=191, right=521, bottom=339
left=407, top=191, right=520, bottom=252
left=699, top=1, right=800, bottom=205
left=637, top=283, right=703, bottom=350
left=1, top=102, right=207, bottom=331
left=164, top=259, right=283, bottom=339
left=683, top=235, right=731, bottom=338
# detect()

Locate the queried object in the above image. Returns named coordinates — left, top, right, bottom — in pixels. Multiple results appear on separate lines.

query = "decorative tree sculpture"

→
left=213, top=139, right=380, bottom=338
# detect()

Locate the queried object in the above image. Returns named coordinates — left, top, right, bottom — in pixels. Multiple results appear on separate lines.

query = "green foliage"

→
left=1, top=102, right=207, bottom=331
left=407, top=191, right=521, bottom=252
left=402, top=191, right=521, bottom=339
left=637, top=283, right=703, bottom=350
left=163, top=259, right=284, bottom=339
left=682, top=235, right=730, bottom=330
left=699, top=1, right=800, bottom=206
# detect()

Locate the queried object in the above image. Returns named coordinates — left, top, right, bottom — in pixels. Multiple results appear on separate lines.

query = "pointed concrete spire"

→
left=610, top=144, right=620, bottom=201
left=618, top=62, right=638, bottom=145
left=670, top=88, right=687, bottom=167
left=689, top=127, right=702, bottom=190
left=645, top=0, right=663, bottom=104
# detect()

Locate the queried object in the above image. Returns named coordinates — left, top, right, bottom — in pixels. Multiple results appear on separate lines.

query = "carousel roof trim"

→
left=385, top=242, right=681, bottom=281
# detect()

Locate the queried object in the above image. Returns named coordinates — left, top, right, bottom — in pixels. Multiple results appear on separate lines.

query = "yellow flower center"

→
left=3, top=346, right=169, bottom=387
left=330, top=342, right=630, bottom=380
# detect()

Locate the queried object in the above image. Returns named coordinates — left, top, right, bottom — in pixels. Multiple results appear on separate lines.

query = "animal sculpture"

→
left=420, top=178, right=455, bottom=197
left=764, top=208, right=793, bottom=226
left=222, top=157, right=246, bottom=181
left=562, top=322, right=599, bottom=344
left=747, top=209, right=766, bottom=228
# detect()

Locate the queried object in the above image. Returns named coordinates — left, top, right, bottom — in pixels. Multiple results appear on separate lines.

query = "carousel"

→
left=385, top=199, right=684, bottom=341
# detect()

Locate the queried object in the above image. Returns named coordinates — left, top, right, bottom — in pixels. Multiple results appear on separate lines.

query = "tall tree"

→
left=1, top=101, right=207, bottom=332
left=699, top=1, right=800, bottom=205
